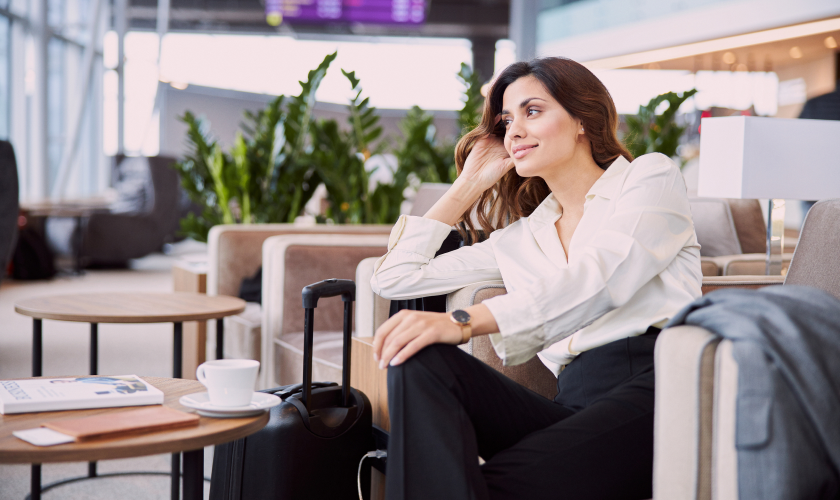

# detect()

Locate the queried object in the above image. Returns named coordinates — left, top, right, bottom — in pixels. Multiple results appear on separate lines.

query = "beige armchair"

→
left=688, top=197, right=789, bottom=277
left=206, top=223, right=391, bottom=363
left=261, top=233, right=389, bottom=388
left=653, top=199, right=840, bottom=500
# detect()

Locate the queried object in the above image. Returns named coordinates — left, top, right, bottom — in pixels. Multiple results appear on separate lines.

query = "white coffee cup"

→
left=196, top=359, right=260, bottom=407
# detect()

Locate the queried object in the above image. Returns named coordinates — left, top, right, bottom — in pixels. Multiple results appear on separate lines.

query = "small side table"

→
left=13, top=292, right=246, bottom=499
left=0, top=376, right=268, bottom=500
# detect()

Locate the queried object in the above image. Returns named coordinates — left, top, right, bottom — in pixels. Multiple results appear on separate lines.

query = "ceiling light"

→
left=790, top=46, right=803, bottom=59
left=735, top=63, right=748, bottom=72
left=170, top=82, right=189, bottom=90
left=826, top=36, right=838, bottom=49
left=584, top=17, right=840, bottom=69
left=722, top=52, right=737, bottom=64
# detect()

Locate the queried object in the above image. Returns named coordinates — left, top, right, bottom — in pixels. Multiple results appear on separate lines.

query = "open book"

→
left=0, top=375, right=164, bottom=414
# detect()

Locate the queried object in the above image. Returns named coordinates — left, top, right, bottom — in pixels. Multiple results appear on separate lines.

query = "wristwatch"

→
left=450, top=309, right=472, bottom=344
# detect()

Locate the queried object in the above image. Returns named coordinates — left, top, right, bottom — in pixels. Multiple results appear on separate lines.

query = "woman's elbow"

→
left=370, top=271, right=402, bottom=300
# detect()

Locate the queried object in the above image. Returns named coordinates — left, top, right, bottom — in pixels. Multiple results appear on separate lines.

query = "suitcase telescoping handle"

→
left=301, top=279, right=356, bottom=411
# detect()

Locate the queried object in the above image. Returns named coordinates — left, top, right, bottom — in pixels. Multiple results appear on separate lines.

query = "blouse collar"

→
left=527, top=155, right=630, bottom=234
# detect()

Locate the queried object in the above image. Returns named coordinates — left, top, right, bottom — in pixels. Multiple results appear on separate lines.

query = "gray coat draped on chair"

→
left=667, top=286, right=840, bottom=500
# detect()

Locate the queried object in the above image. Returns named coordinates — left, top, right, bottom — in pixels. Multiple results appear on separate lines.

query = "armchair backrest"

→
left=688, top=197, right=743, bottom=257
left=784, top=199, right=840, bottom=299
left=0, top=140, right=18, bottom=285
left=409, top=183, right=451, bottom=216
left=261, top=233, right=389, bottom=387
left=207, top=224, right=391, bottom=298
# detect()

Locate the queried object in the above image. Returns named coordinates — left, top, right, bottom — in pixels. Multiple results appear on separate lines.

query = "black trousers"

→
left=385, top=330, right=659, bottom=500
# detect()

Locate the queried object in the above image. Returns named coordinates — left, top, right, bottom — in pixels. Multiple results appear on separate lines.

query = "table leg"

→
left=173, top=322, right=183, bottom=379
left=171, top=453, right=180, bottom=500
left=89, top=322, right=99, bottom=477
left=30, top=464, right=41, bottom=500
left=216, top=318, right=224, bottom=360
left=90, top=323, right=98, bottom=375
left=32, top=319, right=42, bottom=377
left=182, top=449, right=204, bottom=500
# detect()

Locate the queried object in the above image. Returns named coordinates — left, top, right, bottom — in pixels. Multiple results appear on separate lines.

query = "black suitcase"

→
left=210, top=278, right=375, bottom=500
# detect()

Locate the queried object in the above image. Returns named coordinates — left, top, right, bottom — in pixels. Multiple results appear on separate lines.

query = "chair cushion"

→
left=689, top=198, right=743, bottom=257
left=275, top=332, right=344, bottom=386
left=726, top=199, right=766, bottom=255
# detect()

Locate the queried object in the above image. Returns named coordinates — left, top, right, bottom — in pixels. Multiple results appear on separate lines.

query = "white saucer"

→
left=179, top=392, right=281, bottom=418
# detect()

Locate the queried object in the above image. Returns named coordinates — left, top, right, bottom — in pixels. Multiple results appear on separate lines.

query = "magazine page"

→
left=0, top=375, right=164, bottom=414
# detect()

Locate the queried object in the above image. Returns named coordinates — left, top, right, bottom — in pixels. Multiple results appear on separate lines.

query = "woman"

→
left=370, top=57, right=702, bottom=500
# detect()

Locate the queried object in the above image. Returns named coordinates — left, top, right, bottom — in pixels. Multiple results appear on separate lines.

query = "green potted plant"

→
left=624, top=89, right=698, bottom=165
left=172, top=53, right=337, bottom=241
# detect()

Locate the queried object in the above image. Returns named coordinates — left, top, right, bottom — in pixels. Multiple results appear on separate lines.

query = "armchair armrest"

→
left=701, top=275, right=785, bottom=295
left=355, top=257, right=391, bottom=338
left=700, top=258, right=720, bottom=277
left=711, top=253, right=793, bottom=276
left=653, top=325, right=721, bottom=500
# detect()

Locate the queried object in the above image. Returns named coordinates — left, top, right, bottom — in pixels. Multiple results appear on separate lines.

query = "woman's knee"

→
left=387, top=343, right=463, bottom=390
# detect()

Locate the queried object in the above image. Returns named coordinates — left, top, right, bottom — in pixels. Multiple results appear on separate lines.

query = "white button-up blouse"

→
left=370, top=153, right=703, bottom=376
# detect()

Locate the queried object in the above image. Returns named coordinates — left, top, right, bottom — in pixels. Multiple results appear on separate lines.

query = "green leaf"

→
left=623, top=89, right=697, bottom=166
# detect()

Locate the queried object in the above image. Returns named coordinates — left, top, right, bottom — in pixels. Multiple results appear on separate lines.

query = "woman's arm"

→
left=371, top=135, right=514, bottom=364
left=370, top=136, right=514, bottom=300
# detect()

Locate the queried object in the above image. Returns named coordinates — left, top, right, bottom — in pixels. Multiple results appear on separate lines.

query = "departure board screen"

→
left=265, top=0, right=426, bottom=25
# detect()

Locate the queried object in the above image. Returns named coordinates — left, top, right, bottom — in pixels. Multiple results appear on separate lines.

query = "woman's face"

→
left=500, top=75, right=583, bottom=178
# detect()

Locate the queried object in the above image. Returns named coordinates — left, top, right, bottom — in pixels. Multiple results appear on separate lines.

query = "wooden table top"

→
left=21, top=199, right=113, bottom=218
left=15, top=292, right=246, bottom=323
left=0, top=377, right=268, bottom=464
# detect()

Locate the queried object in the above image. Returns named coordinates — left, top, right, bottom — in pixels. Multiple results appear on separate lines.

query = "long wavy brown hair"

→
left=455, top=57, right=632, bottom=243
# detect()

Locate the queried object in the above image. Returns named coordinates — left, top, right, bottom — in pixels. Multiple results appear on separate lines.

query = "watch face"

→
left=451, top=309, right=471, bottom=324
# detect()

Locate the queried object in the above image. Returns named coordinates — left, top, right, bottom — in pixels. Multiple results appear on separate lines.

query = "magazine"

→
left=0, top=375, right=164, bottom=414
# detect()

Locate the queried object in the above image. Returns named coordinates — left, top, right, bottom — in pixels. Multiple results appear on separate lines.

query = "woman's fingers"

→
left=375, top=311, right=464, bottom=369
left=389, top=335, right=436, bottom=367
left=373, top=310, right=408, bottom=362
left=378, top=322, right=426, bottom=369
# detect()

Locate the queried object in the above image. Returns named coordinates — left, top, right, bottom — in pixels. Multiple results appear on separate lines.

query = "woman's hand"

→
left=373, top=310, right=463, bottom=369
left=422, top=134, right=514, bottom=226
left=458, top=135, right=515, bottom=192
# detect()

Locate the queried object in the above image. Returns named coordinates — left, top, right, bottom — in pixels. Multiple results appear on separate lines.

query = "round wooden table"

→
left=14, top=292, right=247, bottom=379
left=0, top=377, right=269, bottom=500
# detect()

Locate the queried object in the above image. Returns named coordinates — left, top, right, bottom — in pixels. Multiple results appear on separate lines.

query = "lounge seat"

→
left=653, top=198, right=840, bottom=499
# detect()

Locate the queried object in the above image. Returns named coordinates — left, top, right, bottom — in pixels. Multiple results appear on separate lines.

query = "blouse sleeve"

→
left=483, top=154, right=697, bottom=365
left=370, top=215, right=502, bottom=300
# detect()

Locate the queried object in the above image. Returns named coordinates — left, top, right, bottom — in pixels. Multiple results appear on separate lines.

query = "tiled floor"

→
left=0, top=246, right=215, bottom=499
